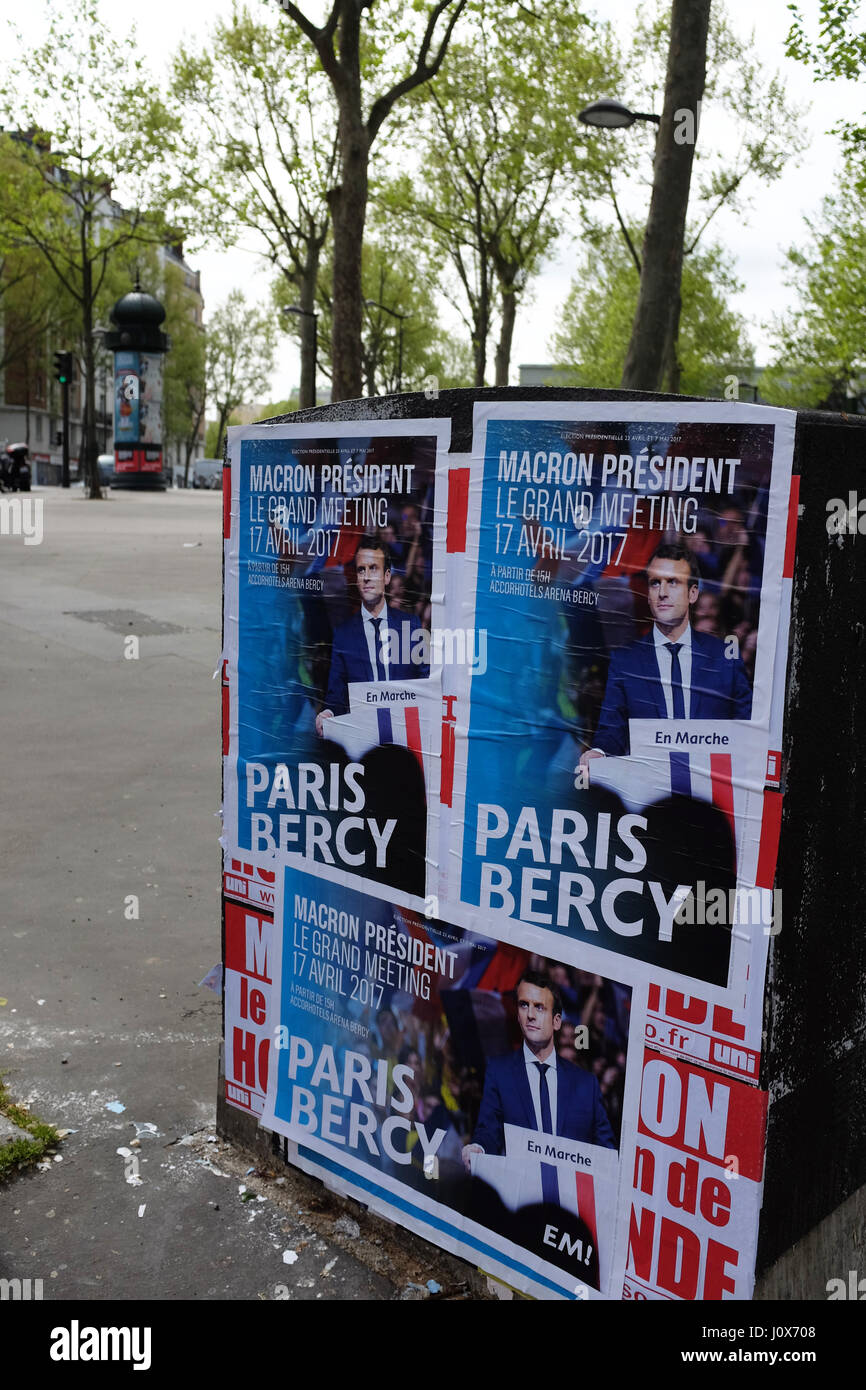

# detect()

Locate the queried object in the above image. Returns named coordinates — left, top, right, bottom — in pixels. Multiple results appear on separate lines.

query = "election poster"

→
left=261, top=859, right=637, bottom=1300
left=623, top=1049, right=768, bottom=1301
left=222, top=420, right=450, bottom=909
left=223, top=399, right=799, bottom=1300
left=223, top=896, right=274, bottom=1117
left=444, top=400, right=796, bottom=1012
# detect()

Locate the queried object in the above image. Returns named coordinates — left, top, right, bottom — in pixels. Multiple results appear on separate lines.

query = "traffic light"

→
left=53, top=351, right=73, bottom=385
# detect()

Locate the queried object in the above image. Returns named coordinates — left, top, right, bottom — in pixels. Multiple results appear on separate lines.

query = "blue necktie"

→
left=371, top=617, right=387, bottom=681
left=534, top=1062, right=552, bottom=1133
left=534, top=1062, right=559, bottom=1206
left=665, top=641, right=685, bottom=718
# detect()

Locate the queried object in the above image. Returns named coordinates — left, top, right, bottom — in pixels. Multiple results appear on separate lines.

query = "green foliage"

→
left=205, top=415, right=241, bottom=458
left=580, top=1, right=809, bottom=261
left=787, top=1, right=866, bottom=163
left=276, top=221, right=473, bottom=396
left=551, top=228, right=752, bottom=394
left=272, top=0, right=473, bottom=400
left=787, top=0, right=866, bottom=79
left=0, top=1, right=177, bottom=492
left=388, top=0, right=617, bottom=383
left=1, top=1, right=173, bottom=285
left=206, top=291, right=276, bottom=457
left=162, top=260, right=206, bottom=478
left=167, top=4, right=334, bottom=279
left=0, top=1077, right=60, bottom=1181
left=761, top=169, right=866, bottom=409
left=256, top=398, right=301, bottom=418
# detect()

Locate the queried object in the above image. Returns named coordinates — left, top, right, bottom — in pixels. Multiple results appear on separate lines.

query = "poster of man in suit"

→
left=447, top=400, right=795, bottom=995
left=262, top=862, right=632, bottom=1300
left=223, top=420, right=450, bottom=906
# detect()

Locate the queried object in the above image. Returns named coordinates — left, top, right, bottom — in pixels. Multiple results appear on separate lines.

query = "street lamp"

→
left=578, top=99, right=660, bottom=129
left=364, top=299, right=409, bottom=393
left=282, top=304, right=318, bottom=409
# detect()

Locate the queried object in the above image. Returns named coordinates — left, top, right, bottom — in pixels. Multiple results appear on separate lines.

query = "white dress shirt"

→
left=361, top=602, right=390, bottom=681
left=652, top=622, right=693, bottom=719
left=523, top=1043, right=558, bottom=1135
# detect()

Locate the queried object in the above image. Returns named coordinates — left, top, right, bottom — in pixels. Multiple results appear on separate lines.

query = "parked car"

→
left=192, top=458, right=223, bottom=489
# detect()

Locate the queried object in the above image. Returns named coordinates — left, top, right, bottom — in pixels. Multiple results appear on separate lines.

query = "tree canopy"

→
left=386, top=0, right=616, bottom=386
left=207, top=290, right=277, bottom=458
left=168, top=3, right=335, bottom=407
left=274, top=0, right=470, bottom=400
left=761, top=169, right=866, bottom=410
left=1, top=1, right=174, bottom=493
left=551, top=227, right=752, bottom=396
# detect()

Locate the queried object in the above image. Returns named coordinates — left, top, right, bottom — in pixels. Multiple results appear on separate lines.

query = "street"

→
left=0, top=488, right=475, bottom=1302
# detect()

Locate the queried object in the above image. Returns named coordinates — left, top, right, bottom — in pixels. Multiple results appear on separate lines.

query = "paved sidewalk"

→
left=0, top=489, right=482, bottom=1301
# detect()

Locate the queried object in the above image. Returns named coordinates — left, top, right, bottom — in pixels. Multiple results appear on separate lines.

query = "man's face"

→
left=517, top=982, right=561, bottom=1052
left=355, top=548, right=389, bottom=611
left=647, top=557, right=698, bottom=628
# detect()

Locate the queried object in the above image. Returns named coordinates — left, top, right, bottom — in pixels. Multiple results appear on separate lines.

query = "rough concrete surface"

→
left=0, top=489, right=483, bottom=1302
left=0, top=1114, right=34, bottom=1146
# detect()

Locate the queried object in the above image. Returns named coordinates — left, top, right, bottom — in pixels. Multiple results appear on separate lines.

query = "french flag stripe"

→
left=669, top=752, right=691, bottom=796
left=541, top=1162, right=559, bottom=1207
left=756, top=789, right=784, bottom=889
left=376, top=708, right=393, bottom=744
left=404, top=704, right=424, bottom=771
left=575, top=1171, right=599, bottom=1248
left=784, top=475, right=800, bottom=579
left=710, top=753, right=736, bottom=842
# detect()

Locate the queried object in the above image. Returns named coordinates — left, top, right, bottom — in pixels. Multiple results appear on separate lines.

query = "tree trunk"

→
left=329, top=8, right=368, bottom=404
left=183, top=439, right=195, bottom=488
left=298, top=236, right=323, bottom=409
left=472, top=202, right=490, bottom=388
left=81, top=252, right=101, bottom=499
left=183, top=395, right=205, bottom=486
left=215, top=404, right=231, bottom=461
left=494, top=284, right=517, bottom=387
left=471, top=274, right=490, bottom=389
left=620, top=0, right=711, bottom=393
left=660, top=288, right=682, bottom=394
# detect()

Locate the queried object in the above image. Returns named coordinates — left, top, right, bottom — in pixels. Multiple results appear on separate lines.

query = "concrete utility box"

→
left=218, top=388, right=866, bottom=1302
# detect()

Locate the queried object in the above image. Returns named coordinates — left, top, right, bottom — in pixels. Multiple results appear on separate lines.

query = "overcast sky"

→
left=8, top=0, right=865, bottom=396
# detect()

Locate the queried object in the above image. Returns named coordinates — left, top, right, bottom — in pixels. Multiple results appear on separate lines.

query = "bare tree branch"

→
left=367, top=0, right=468, bottom=141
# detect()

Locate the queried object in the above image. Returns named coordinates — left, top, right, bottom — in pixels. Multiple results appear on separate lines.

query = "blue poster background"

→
left=457, top=416, right=774, bottom=982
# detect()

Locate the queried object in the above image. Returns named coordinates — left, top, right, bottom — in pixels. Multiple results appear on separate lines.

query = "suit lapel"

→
left=359, top=614, right=376, bottom=681
left=553, top=1060, right=570, bottom=1137
left=512, top=1052, right=538, bottom=1131
left=689, top=630, right=711, bottom=717
left=640, top=635, right=668, bottom=719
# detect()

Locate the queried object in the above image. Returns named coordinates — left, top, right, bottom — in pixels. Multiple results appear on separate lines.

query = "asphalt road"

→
left=0, top=488, right=475, bottom=1303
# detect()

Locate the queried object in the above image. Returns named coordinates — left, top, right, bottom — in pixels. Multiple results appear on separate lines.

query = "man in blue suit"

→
left=316, top=535, right=430, bottom=733
left=581, top=541, right=753, bottom=761
left=462, top=971, right=616, bottom=1170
